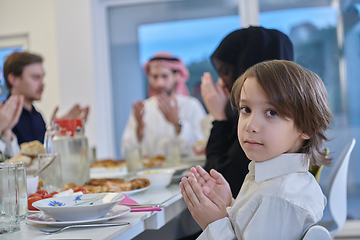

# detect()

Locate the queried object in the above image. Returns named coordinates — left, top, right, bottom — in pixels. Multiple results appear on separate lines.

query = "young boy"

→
left=180, top=60, right=333, bottom=240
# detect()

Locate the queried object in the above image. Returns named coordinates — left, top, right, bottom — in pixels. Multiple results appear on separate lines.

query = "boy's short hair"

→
left=3, top=52, right=43, bottom=91
left=232, top=60, right=333, bottom=166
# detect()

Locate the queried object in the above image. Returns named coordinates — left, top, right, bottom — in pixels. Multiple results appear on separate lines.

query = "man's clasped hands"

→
left=180, top=165, right=233, bottom=230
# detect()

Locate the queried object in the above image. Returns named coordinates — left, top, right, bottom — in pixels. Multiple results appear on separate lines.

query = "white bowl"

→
left=26, top=175, right=39, bottom=196
left=137, top=168, right=175, bottom=188
left=32, top=193, right=124, bottom=221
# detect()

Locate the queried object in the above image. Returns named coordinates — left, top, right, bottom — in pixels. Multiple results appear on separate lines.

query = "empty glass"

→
left=13, top=162, right=28, bottom=219
left=38, top=153, right=62, bottom=192
left=125, top=147, right=143, bottom=174
left=165, top=140, right=181, bottom=166
left=0, top=163, right=20, bottom=234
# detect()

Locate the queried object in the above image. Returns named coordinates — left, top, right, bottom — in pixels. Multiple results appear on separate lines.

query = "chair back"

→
left=302, top=225, right=331, bottom=240
left=309, top=148, right=328, bottom=183
left=314, top=165, right=323, bottom=183
left=326, top=138, right=356, bottom=236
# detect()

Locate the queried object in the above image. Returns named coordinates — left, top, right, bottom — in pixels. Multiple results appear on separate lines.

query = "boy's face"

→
left=12, top=63, right=45, bottom=101
left=237, top=77, right=307, bottom=162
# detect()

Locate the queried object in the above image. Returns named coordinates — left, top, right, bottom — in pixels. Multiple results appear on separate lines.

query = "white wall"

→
left=0, top=0, right=60, bottom=124
left=0, top=0, right=99, bottom=153
left=53, top=0, right=97, bottom=150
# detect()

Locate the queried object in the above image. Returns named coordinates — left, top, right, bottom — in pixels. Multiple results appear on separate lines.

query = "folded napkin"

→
left=119, top=194, right=162, bottom=212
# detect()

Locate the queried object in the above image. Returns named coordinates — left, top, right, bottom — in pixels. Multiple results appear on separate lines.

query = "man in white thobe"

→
left=121, top=52, right=206, bottom=158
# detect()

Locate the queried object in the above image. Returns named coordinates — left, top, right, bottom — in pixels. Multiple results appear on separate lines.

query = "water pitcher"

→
left=44, top=119, right=89, bottom=186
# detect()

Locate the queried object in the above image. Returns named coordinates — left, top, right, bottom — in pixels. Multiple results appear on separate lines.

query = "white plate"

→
left=32, top=193, right=124, bottom=221
left=90, top=167, right=108, bottom=173
left=28, top=210, right=40, bottom=214
left=26, top=205, right=130, bottom=227
left=120, top=186, right=150, bottom=196
left=28, top=187, right=148, bottom=215
left=90, top=167, right=126, bottom=174
left=90, top=171, right=128, bottom=179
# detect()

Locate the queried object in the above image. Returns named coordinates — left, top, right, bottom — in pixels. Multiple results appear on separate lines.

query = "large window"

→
left=261, top=6, right=340, bottom=111
left=0, top=34, right=27, bottom=101
left=138, top=15, right=241, bottom=104
left=0, top=46, right=22, bottom=102
left=108, top=0, right=239, bottom=158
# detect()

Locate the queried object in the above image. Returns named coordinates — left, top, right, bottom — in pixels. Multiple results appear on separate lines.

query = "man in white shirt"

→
left=121, top=52, right=206, bottom=158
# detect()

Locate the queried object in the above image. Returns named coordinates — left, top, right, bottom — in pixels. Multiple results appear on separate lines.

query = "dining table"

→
left=3, top=156, right=206, bottom=240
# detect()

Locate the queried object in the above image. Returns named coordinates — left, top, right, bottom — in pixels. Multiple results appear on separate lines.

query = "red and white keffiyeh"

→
left=143, top=52, right=190, bottom=97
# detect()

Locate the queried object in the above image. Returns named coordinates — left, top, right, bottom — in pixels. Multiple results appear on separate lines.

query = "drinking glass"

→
left=0, top=163, right=20, bottom=234
left=38, top=153, right=62, bottom=192
left=13, top=162, right=28, bottom=219
left=125, top=147, right=143, bottom=174
left=165, top=140, right=181, bottom=166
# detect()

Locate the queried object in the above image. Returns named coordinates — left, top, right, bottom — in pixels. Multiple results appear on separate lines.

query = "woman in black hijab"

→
left=202, top=26, right=294, bottom=198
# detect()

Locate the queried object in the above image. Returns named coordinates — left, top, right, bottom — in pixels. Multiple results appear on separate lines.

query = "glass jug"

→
left=44, top=119, right=89, bottom=186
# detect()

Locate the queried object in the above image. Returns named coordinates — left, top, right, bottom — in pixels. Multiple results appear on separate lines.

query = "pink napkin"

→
left=120, top=194, right=138, bottom=204
left=119, top=194, right=162, bottom=212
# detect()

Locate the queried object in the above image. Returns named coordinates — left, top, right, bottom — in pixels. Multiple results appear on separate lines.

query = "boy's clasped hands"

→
left=180, top=165, right=232, bottom=230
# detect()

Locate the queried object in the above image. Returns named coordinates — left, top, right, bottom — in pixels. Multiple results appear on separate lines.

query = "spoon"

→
left=31, top=156, right=56, bottom=177
left=25, top=222, right=130, bottom=235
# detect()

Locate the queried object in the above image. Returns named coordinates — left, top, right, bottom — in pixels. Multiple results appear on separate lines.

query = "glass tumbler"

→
left=125, top=147, right=143, bottom=174
left=165, top=140, right=181, bottom=166
left=38, top=153, right=62, bottom=192
left=13, top=162, right=28, bottom=219
left=0, top=163, right=20, bottom=234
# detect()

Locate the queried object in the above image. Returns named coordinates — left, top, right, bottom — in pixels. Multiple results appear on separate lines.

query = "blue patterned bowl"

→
left=32, top=193, right=124, bottom=221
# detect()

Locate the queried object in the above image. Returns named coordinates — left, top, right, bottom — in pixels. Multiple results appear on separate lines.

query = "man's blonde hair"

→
left=232, top=60, right=333, bottom=166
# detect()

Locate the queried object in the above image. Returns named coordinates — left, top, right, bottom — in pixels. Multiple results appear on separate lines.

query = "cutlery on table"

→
left=30, top=156, right=56, bottom=177
left=25, top=222, right=130, bottom=235
left=120, top=203, right=165, bottom=208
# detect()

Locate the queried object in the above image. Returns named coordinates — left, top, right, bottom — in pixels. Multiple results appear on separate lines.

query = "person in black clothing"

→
left=201, top=26, right=294, bottom=198
left=3, top=52, right=47, bottom=144
left=3, top=52, right=89, bottom=145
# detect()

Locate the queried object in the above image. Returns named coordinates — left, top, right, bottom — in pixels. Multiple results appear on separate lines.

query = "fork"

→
left=25, top=222, right=130, bottom=235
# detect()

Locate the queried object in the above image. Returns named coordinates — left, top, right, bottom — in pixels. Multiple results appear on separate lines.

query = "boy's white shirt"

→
left=121, top=94, right=206, bottom=157
left=197, top=153, right=326, bottom=240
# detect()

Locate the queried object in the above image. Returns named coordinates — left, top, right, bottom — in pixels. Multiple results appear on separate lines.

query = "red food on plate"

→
left=42, top=195, right=53, bottom=199
left=28, top=196, right=41, bottom=211
left=28, top=193, right=41, bottom=199
left=49, top=191, right=58, bottom=196
left=36, top=189, right=48, bottom=198
left=61, top=187, right=70, bottom=192
left=74, top=186, right=86, bottom=194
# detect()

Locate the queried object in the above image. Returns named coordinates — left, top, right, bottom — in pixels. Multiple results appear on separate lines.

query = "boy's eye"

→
left=265, top=109, right=278, bottom=117
left=240, top=107, right=250, bottom=114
